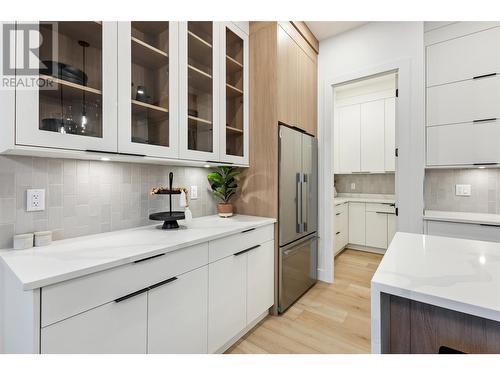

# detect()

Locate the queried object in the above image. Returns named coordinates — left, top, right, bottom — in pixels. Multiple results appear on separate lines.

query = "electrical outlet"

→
left=190, top=185, right=198, bottom=200
left=455, top=184, right=471, bottom=196
left=350, top=182, right=356, bottom=190
left=26, top=189, right=45, bottom=212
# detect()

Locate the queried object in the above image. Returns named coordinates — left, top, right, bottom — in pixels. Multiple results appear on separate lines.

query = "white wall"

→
left=317, top=22, right=425, bottom=281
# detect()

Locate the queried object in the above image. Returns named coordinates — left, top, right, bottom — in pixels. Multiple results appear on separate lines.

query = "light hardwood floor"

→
left=227, top=249, right=383, bottom=354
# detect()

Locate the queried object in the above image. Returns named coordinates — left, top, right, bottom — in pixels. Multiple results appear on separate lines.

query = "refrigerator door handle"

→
left=296, top=172, right=303, bottom=233
left=302, top=173, right=308, bottom=233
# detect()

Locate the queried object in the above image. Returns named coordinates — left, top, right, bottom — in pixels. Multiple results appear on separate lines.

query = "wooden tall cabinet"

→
left=277, top=23, right=318, bottom=136
left=234, top=21, right=318, bottom=314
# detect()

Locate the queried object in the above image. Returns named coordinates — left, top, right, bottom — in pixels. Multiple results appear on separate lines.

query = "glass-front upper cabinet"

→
left=15, top=22, right=118, bottom=152
left=179, top=22, right=220, bottom=161
left=117, top=22, right=179, bottom=158
left=219, top=22, right=249, bottom=165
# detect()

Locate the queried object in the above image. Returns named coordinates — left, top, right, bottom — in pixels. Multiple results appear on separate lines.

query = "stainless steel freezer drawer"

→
left=278, top=234, right=318, bottom=312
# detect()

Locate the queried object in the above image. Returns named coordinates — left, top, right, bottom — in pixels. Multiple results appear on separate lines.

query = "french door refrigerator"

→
left=278, top=124, right=318, bottom=313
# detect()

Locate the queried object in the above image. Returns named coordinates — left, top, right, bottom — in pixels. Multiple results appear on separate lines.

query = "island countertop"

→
left=0, top=215, right=276, bottom=291
left=371, top=232, right=500, bottom=353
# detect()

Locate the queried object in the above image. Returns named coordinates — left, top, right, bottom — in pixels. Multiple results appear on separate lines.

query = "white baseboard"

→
left=217, top=310, right=269, bottom=354
left=346, top=244, right=386, bottom=254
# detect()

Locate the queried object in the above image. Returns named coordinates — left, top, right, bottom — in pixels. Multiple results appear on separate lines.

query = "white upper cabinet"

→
left=219, top=22, right=249, bottom=165
left=338, top=104, right=361, bottom=173
left=15, top=22, right=118, bottom=152
left=360, top=100, right=385, bottom=172
left=178, top=21, right=220, bottom=162
left=117, top=22, right=179, bottom=158
left=384, top=98, right=396, bottom=171
left=427, top=27, right=500, bottom=87
left=427, top=75, right=500, bottom=127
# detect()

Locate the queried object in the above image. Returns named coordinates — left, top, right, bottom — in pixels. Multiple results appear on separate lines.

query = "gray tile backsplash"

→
left=335, top=173, right=395, bottom=194
left=0, top=155, right=218, bottom=249
left=425, top=168, right=500, bottom=214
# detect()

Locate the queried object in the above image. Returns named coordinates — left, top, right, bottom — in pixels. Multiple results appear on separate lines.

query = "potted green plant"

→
left=207, top=166, right=240, bottom=217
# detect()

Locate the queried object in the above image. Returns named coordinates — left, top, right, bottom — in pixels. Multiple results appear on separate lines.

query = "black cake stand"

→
left=149, top=172, right=185, bottom=229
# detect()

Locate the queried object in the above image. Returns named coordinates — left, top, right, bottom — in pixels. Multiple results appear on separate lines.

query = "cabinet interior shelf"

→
left=131, top=99, right=168, bottom=113
left=226, top=55, right=243, bottom=74
left=188, top=65, right=213, bottom=93
left=188, top=115, right=212, bottom=125
left=226, top=83, right=243, bottom=98
left=226, top=125, right=243, bottom=134
left=188, top=30, right=212, bottom=49
left=132, top=37, right=168, bottom=69
left=39, top=75, right=102, bottom=103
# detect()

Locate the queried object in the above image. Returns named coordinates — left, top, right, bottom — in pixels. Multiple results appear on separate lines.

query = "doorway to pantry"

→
left=331, top=70, right=399, bottom=279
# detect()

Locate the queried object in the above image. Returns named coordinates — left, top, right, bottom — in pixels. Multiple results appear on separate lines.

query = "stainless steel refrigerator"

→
left=278, top=124, right=318, bottom=313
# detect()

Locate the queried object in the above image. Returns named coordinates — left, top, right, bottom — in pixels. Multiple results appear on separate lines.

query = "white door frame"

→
left=318, top=58, right=419, bottom=283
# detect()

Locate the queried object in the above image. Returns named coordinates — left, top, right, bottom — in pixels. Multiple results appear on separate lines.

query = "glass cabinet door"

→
left=16, top=22, right=118, bottom=152
left=220, top=22, right=248, bottom=165
left=179, top=21, right=219, bottom=161
left=117, top=22, right=178, bottom=158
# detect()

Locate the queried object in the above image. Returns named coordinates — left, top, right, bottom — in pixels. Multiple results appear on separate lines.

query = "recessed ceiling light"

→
left=204, top=164, right=211, bottom=168
left=100, top=157, right=111, bottom=162
left=478, top=166, right=486, bottom=169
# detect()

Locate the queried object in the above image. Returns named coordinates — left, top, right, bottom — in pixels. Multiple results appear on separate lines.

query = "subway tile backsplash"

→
left=335, top=173, right=395, bottom=194
left=425, top=168, right=500, bottom=214
left=0, top=156, right=218, bottom=249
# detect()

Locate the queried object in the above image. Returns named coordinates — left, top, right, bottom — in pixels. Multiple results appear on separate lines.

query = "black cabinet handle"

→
left=473, top=118, right=497, bottom=123
left=335, top=231, right=340, bottom=235
left=479, top=223, right=500, bottom=228
left=86, top=149, right=146, bottom=157
left=473, top=162, right=497, bottom=166
left=335, top=212, right=341, bottom=216
left=234, top=244, right=260, bottom=256
left=114, top=287, right=149, bottom=303
left=473, top=73, right=497, bottom=80
left=375, top=211, right=389, bottom=214
left=149, top=277, right=178, bottom=291
left=241, top=228, right=256, bottom=233
left=134, top=253, right=165, bottom=264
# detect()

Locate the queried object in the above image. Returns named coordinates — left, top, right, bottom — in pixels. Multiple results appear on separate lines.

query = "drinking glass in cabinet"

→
left=130, top=22, right=170, bottom=147
left=225, top=27, right=244, bottom=157
left=187, top=21, right=214, bottom=153
left=39, top=22, right=103, bottom=138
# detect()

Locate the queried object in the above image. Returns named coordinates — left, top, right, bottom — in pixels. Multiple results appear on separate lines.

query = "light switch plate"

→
left=26, top=189, right=45, bottom=211
left=455, top=184, right=471, bottom=196
left=190, top=185, right=198, bottom=200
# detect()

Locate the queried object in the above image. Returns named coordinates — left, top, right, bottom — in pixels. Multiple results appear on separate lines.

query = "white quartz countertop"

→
left=424, top=210, right=500, bottom=225
left=0, top=215, right=276, bottom=290
left=334, top=196, right=395, bottom=205
left=373, top=232, right=500, bottom=323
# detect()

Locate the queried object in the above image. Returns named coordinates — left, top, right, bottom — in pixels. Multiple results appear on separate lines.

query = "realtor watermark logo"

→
left=1, top=22, right=58, bottom=90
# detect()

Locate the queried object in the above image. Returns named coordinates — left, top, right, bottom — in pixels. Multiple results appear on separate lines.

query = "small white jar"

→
left=13, top=233, right=34, bottom=250
left=34, top=231, right=52, bottom=247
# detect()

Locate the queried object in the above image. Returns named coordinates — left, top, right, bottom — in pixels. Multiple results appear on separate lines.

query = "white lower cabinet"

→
left=41, top=293, right=147, bottom=354
left=148, top=266, right=208, bottom=354
left=36, top=224, right=274, bottom=354
left=208, top=252, right=247, bottom=353
left=349, top=202, right=366, bottom=245
left=334, top=203, right=348, bottom=255
left=365, top=211, right=388, bottom=249
left=387, top=213, right=397, bottom=247
left=247, top=240, right=274, bottom=324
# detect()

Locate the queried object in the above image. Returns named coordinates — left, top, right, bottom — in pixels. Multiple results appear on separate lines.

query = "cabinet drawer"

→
left=427, top=120, right=500, bottom=165
left=41, top=292, right=147, bottom=354
left=208, top=224, right=274, bottom=263
left=41, top=242, right=208, bottom=327
left=335, top=202, right=347, bottom=215
left=366, top=203, right=395, bottom=214
left=425, top=220, right=500, bottom=242
left=427, top=27, right=500, bottom=87
left=427, top=75, right=500, bottom=127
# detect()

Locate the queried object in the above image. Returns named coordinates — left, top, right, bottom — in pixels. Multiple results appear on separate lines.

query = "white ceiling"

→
left=305, top=22, right=368, bottom=41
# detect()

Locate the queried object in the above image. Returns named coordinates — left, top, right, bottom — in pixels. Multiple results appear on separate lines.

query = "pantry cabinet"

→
left=15, top=21, right=118, bottom=153
left=0, top=21, right=250, bottom=166
left=338, top=104, right=361, bottom=173
left=361, top=100, right=385, bottom=172
left=349, top=202, right=366, bottom=245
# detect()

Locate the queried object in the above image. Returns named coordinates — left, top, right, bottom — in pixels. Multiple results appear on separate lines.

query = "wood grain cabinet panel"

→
left=278, top=25, right=299, bottom=128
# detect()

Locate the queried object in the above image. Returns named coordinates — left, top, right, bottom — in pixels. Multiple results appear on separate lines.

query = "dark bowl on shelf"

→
left=40, top=61, right=88, bottom=86
left=41, top=118, right=78, bottom=134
